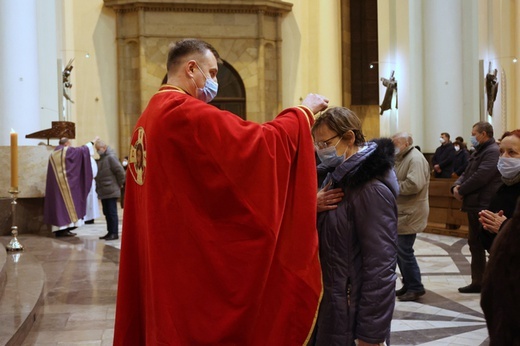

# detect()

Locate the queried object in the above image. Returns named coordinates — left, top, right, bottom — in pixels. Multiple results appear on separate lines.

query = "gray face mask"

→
left=470, top=135, right=479, bottom=147
left=97, top=149, right=105, bottom=156
left=316, top=137, right=345, bottom=168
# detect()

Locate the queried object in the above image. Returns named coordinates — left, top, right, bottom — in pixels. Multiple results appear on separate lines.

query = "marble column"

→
left=422, top=0, right=465, bottom=151
left=0, top=0, right=40, bottom=145
left=378, top=0, right=479, bottom=152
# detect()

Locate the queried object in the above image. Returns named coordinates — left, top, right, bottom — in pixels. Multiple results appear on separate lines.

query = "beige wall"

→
left=61, top=1, right=119, bottom=156
left=62, top=0, right=519, bottom=155
left=63, top=1, right=344, bottom=155
left=281, top=0, right=343, bottom=109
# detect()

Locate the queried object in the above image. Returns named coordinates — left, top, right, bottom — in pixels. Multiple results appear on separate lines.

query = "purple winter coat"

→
left=311, top=138, right=399, bottom=346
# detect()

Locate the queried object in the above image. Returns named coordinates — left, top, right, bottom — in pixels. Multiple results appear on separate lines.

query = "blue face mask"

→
left=316, top=138, right=345, bottom=168
left=194, top=64, right=218, bottom=103
left=470, top=135, right=479, bottom=148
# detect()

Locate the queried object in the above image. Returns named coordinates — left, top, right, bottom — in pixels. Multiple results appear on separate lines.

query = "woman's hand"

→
left=317, top=182, right=344, bottom=213
left=479, top=209, right=507, bottom=233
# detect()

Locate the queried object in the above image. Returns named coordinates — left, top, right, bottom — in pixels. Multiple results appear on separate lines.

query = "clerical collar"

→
left=157, top=85, right=187, bottom=94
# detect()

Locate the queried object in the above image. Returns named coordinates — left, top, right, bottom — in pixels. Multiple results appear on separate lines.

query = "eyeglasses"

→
left=314, top=135, right=340, bottom=150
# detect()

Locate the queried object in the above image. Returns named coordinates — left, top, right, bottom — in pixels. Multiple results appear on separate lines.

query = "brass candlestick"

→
left=6, top=188, right=24, bottom=252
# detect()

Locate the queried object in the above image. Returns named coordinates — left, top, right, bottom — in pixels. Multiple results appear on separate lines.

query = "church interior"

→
left=1, top=0, right=519, bottom=345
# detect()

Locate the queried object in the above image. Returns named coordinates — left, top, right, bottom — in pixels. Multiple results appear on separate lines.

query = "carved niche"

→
left=103, top=0, right=293, bottom=154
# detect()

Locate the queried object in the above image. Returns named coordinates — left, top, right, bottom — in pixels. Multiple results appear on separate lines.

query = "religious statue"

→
left=485, top=63, right=499, bottom=116
left=63, top=58, right=75, bottom=104
left=380, top=70, right=398, bottom=115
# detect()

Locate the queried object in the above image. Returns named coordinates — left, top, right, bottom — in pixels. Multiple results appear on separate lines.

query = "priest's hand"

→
left=92, top=136, right=100, bottom=144
left=302, top=93, right=329, bottom=114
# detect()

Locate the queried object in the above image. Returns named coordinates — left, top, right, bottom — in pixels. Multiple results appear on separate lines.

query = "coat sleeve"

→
left=399, top=154, right=428, bottom=196
left=438, top=146, right=455, bottom=169
left=458, top=147, right=499, bottom=196
left=109, top=156, right=126, bottom=186
left=353, top=183, right=398, bottom=344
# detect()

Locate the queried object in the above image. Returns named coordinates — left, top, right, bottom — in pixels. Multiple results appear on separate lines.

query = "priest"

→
left=44, top=137, right=96, bottom=237
left=114, top=38, right=328, bottom=345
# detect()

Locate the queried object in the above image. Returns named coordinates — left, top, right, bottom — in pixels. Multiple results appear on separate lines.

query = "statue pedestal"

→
left=0, top=145, right=54, bottom=235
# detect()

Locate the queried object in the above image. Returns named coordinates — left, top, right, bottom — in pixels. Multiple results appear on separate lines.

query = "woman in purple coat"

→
left=311, top=107, right=399, bottom=346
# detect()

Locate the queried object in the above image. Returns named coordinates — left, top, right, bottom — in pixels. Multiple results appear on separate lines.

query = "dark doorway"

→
left=210, top=61, right=247, bottom=119
left=347, top=0, right=379, bottom=105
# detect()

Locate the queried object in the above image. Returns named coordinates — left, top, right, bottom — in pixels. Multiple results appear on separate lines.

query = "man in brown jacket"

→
left=95, top=140, right=125, bottom=240
left=392, top=132, right=430, bottom=301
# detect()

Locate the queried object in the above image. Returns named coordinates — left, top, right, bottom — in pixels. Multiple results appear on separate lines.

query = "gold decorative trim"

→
left=104, top=1, right=292, bottom=17
left=156, top=85, right=187, bottom=95
left=303, top=254, right=324, bottom=345
left=49, top=147, right=79, bottom=223
left=295, top=105, right=314, bottom=128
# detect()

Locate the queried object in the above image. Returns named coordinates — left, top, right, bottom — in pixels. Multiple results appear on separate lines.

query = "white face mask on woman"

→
left=497, top=156, right=520, bottom=179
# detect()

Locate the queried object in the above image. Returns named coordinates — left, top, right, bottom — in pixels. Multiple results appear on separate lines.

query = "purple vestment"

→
left=43, top=144, right=93, bottom=227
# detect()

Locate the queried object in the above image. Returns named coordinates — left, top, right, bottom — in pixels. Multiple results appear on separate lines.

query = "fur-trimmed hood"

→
left=326, top=138, right=398, bottom=196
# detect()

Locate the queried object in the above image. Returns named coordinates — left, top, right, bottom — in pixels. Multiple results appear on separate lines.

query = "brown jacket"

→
left=394, top=145, right=430, bottom=234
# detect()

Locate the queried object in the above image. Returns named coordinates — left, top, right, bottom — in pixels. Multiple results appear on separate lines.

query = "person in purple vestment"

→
left=44, top=137, right=98, bottom=237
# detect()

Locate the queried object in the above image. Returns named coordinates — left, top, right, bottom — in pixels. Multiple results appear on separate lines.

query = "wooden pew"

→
left=426, top=178, right=469, bottom=238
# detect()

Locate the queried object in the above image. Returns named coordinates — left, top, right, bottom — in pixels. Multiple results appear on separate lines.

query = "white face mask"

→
left=454, top=145, right=460, bottom=152
left=497, top=156, right=520, bottom=179
left=439, top=137, right=444, bottom=144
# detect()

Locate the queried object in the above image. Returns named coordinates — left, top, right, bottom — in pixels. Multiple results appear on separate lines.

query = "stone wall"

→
left=103, top=0, right=292, bottom=156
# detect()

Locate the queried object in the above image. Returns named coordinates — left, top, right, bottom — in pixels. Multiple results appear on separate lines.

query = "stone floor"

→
left=1, top=211, right=490, bottom=345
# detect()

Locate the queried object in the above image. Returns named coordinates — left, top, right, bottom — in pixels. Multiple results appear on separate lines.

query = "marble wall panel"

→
left=0, top=146, right=54, bottom=198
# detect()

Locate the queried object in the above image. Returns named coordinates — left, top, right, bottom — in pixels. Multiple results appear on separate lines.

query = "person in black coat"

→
left=451, top=140, right=470, bottom=178
left=478, top=130, right=520, bottom=251
left=432, top=132, right=456, bottom=178
left=481, top=196, right=520, bottom=346
left=452, top=122, right=502, bottom=294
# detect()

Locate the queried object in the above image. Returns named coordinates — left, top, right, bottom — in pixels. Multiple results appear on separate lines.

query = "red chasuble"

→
left=114, top=85, right=322, bottom=345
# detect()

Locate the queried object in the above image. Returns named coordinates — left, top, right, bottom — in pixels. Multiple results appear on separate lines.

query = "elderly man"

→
left=44, top=137, right=97, bottom=237
left=114, top=38, right=328, bottom=345
left=94, top=139, right=125, bottom=241
left=392, top=132, right=430, bottom=301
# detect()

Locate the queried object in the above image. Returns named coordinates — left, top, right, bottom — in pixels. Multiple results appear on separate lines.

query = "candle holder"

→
left=6, top=188, right=24, bottom=252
